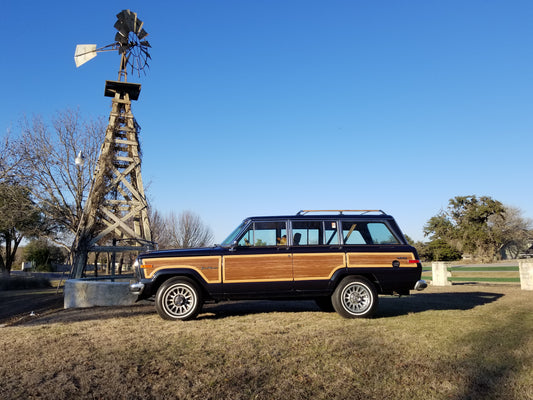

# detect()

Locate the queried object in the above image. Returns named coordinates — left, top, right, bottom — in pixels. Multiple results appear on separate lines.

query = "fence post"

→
left=518, top=261, right=533, bottom=290
left=431, top=261, right=452, bottom=286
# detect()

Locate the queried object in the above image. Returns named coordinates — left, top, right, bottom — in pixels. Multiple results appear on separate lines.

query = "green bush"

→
left=418, top=239, right=462, bottom=262
left=23, top=240, right=66, bottom=272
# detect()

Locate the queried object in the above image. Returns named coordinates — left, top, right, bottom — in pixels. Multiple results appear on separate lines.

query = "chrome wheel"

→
left=341, top=282, right=372, bottom=314
left=163, top=284, right=196, bottom=316
left=332, top=277, right=378, bottom=318
left=155, top=278, right=202, bottom=320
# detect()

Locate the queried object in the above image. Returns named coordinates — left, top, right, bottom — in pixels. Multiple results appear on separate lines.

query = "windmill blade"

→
left=138, top=29, right=148, bottom=40
left=141, top=47, right=152, bottom=60
left=114, top=19, right=130, bottom=37
left=74, top=44, right=98, bottom=67
left=114, top=32, right=128, bottom=45
left=129, top=11, right=144, bottom=35
left=119, top=9, right=137, bottom=34
left=134, top=19, right=144, bottom=36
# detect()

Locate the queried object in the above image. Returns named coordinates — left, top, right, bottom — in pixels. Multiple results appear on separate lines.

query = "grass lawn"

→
left=1, top=284, right=532, bottom=400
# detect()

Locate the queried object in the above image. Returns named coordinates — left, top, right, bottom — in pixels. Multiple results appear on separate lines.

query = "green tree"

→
left=23, top=239, right=66, bottom=272
left=421, top=239, right=462, bottom=261
left=0, top=183, right=42, bottom=275
left=424, top=195, right=505, bottom=262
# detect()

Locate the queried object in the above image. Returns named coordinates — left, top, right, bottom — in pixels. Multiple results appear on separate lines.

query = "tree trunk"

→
left=118, top=254, right=124, bottom=275
left=0, top=230, right=23, bottom=276
left=70, top=231, right=92, bottom=279
left=0, top=252, right=6, bottom=276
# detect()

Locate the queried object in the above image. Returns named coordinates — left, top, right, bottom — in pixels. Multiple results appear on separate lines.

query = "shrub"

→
left=0, top=276, right=51, bottom=291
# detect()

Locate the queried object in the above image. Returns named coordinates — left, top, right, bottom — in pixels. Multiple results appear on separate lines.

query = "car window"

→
left=342, top=221, right=399, bottom=245
left=220, top=220, right=248, bottom=246
left=342, top=222, right=366, bottom=244
left=292, top=220, right=321, bottom=245
left=367, top=223, right=399, bottom=244
left=291, top=220, right=339, bottom=245
left=237, top=221, right=287, bottom=246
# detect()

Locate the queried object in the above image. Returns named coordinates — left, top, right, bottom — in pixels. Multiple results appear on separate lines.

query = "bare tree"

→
left=0, top=133, right=24, bottom=182
left=149, top=208, right=171, bottom=249
left=151, top=210, right=214, bottom=249
left=17, top=109, right=105, bottom=251
left=489, top=206, right=533, bottom=259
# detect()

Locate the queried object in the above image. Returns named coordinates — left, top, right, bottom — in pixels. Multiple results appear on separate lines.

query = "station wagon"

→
left=130, top=210, right=427, bottom=320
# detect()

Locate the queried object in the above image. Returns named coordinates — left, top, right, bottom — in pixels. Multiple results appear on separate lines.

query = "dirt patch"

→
left=0, top=289, right=64, bottom=326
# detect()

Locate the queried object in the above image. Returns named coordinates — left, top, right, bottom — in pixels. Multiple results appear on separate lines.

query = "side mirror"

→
left=229, top=240, right=238, bottom=251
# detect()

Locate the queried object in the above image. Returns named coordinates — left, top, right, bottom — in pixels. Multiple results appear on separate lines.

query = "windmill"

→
left=74, top=9, right=151, bottom=78
left=71, top=10, right=154, bottom=279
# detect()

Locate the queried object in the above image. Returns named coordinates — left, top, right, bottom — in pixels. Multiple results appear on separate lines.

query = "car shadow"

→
left=14, top=290, right=505, bottom=325
left=198, top=290, right=504, bottom=320
left=199, top=300, right=321, bottom=319
left=376, top=291, right=504, bottom=318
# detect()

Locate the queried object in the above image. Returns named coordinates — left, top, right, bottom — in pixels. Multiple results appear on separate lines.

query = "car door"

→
left=222, top=220, right=293, bottom=296
left=291, top=220, right=346, bottom=293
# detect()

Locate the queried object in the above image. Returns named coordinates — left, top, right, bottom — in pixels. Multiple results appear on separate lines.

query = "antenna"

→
left=73, top=9, right=151, bottom=80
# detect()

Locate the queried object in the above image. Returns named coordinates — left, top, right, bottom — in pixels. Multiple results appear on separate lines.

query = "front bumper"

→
left=129, top=282, right=145, bottom=295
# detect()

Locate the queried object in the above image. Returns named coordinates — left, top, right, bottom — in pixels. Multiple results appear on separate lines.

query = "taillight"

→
left=409, top=259, right=420, bottom=264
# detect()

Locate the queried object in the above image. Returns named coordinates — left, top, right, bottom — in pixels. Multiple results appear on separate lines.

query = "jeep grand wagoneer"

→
left=130, top=210, right=426, bottom=320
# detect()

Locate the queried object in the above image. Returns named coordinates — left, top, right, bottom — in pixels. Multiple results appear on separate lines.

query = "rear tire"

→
left=155, top=277, right=203, bottom=321
left=332, top=276, right=378, bottom=318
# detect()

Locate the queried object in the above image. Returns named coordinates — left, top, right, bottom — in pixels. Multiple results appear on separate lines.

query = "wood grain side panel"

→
left=141, top=256, right=222, bottom=282
left=223, top=254, right=293, bottom=283
left=347, top=252, right=417, bottom=268
left=293, top=253, right=345, bottom=281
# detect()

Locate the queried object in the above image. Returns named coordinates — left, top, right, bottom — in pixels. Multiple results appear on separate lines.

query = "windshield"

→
left=220, top=220, right=249, bottom=246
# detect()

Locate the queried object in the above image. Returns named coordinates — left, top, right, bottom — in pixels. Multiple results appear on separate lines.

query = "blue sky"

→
left=2, top=1, right=532, bottom=243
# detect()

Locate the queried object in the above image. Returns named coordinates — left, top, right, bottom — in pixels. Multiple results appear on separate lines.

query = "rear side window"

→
left=342, top=221, right=399, bottom=245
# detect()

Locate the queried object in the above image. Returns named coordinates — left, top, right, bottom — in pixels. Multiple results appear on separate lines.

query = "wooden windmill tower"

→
left=71, top=10, right=154, bottom=278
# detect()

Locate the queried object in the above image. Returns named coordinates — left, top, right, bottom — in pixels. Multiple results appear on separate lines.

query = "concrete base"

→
left=519, top=262, right=533, bottom=291
left=431, top=262, right=452, bottom=286
left=64, top=278, right=138, bottom=308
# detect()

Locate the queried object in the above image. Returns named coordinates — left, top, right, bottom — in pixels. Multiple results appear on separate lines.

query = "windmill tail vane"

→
left=74, top=44, right=116, bottom=67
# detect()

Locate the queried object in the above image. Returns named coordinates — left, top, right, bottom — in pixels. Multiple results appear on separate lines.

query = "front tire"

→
left=332, top=277, right=378, bottom=318
left=155, top=277, right=203, bottom=321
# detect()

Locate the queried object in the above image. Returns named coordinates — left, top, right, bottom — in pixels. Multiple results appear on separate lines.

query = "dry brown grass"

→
left=1, top=285, right=533, bottom=400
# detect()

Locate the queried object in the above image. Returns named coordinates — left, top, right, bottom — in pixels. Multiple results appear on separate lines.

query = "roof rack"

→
left=296, top=209, right=386, bottom=215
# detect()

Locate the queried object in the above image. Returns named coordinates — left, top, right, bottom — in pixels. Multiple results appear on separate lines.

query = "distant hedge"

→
left=0, top=276, right=52, bottom=291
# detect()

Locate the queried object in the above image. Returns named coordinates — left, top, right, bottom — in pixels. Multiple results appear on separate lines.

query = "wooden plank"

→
left=223, top=254, right=293, bottom=283
left=293, top=253, right=345, bottom=280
